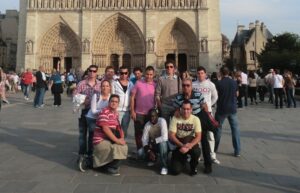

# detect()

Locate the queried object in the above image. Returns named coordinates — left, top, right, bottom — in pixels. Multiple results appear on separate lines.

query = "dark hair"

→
left=101, top=79, right=111, bottom=87
left=164, top=60, right=176, bottom=68
left=119, top=66, right=129, bottom=71
left=145, top=66, right=155, bottom=72
left=105, top=66, right=114, bottom=73
left=181, top=100, right=192, bottom=107
left=220, top=66, right=230, bottom=76
left=197, top=66, right=206, bottom=73
left=88, top=65, right=98, bottom=71
left=133, top=67, right=142, bottom=73
left=148, top=108, right=159, bottom=116
left=109, top=94, right=120, bottom=102
left=248, top=71, right=255, bottom=79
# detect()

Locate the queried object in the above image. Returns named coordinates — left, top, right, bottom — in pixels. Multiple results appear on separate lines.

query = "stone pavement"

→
left=0, top=92, right=300, bottom=193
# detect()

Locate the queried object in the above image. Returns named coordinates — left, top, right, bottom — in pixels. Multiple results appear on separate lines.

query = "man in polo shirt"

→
left=169, top=100, right=202, bottom=176
left=73, top=64, right=101, bottom=172
left=130, top=66, right=156, bottom=154
left=155, top=60, right=181, bottom=125
left=173, top=78, right=213, bottom=174
left=215, top=66, right=241, bottom=157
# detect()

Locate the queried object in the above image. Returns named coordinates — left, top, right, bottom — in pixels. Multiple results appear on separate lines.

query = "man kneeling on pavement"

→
left=169, top=100, right=202, bottom=176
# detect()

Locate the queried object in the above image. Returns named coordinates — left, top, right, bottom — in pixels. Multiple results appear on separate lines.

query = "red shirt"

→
left=93, top=107, right=123, bottom=145
left=22, top=72, right=33, bottom=85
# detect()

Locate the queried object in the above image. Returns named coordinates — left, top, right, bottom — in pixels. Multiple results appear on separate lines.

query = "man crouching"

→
left=169, top=100, right=202, bottom=176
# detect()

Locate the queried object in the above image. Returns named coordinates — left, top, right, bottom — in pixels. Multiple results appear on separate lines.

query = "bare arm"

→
left=130, top=92, right=137, bottom=121
left=102, top=126, right=126, bottom=145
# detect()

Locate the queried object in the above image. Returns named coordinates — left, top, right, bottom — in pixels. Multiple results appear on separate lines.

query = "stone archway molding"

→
left=92, top=13, right=146, bottom=69
left=39, top=22, right=81, bottom=72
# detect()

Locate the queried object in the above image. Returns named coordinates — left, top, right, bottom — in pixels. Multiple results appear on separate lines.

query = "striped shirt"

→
left=173, top=91, right=206, bottom=115
left=93, top=107, right=122, bottom=145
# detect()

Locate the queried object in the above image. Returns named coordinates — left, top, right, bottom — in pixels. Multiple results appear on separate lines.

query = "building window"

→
left=250, top=51, right=256, bottom=60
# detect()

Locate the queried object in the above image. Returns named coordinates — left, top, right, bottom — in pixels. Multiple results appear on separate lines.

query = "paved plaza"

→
left=0, top=92, right=300, bottom=193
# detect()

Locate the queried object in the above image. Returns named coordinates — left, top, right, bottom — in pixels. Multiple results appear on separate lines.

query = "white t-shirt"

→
left=241, top=72, right=248, bottom=85
left=273, top=74, right=284, bottom=88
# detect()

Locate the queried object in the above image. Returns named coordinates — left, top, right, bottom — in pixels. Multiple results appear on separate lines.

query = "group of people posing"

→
left=73, top=61, right=241, bottom=176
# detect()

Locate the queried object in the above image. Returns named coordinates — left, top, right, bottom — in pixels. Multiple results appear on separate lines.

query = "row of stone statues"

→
left=28, top=0, right=207, bottom=9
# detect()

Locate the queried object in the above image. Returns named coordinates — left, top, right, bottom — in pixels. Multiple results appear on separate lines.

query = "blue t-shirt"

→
left=50, top=73, right=62, bottom=84
left=216, top=77, right=238, bottom=115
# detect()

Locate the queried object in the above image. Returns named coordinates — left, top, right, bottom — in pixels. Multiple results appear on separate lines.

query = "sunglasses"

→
left=89, top=69, right=97, bottom=73
left=120, top=72, right=128, bottom=75
left=165, top=65, right=174, bottom=69
left=182, top=84, right=191, bottom=87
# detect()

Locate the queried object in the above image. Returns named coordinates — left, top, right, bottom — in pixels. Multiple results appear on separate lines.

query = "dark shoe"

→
left=107, top=167, right=120, bottom=176
left=190, top=168, right=198, bottom=176
left=78, top=155, right=87, bottom=172
left=203, top=165, right=212, bottom=174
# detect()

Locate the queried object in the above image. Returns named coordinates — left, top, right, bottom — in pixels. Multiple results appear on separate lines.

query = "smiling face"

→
left=181, top=102, right=192, bottom=119
left=109, top=96, right=120, bottom=110
left=101, top=80, right=111, bottom=95
left=197, top=70, right=206, bottom=81
left=149, top=110, right=158, bottom=124
left=88, top=67, right=98, bottom=79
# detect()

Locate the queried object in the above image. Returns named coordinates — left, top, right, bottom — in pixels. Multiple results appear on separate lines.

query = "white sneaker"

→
left=147, top=162, right=155, bottom=167
left=160, top=167, right=168, bottom=175
left=212, top=159, right=220, bottom=165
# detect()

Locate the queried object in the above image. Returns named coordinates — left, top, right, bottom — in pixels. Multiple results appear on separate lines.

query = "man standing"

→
left=112, top=66, right=134, bottom=137
left=215, top=66, right=241, bottom=157
left=272, top=69, right=284, bottom=109
left=130, top=67, right=143, bottom=85
left=237, top=71, right=248, bottom=108
left=192, top=66, right=219, bottom=164
left=34, top=65, right=47, bottom=108
left=169, top=100, right=202, bottom=176
left=173, top=79, right=212, bottom=173
left=73, top=65, right=101, bottom=172
left=155, top=60, right=181, bottom=125
left=130, top=66, right=156, bottom=153
left=265, top=69, right=274, bottom=104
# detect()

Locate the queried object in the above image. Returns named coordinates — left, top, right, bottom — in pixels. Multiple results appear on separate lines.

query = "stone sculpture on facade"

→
left=26, top=40, right=33, bottom=54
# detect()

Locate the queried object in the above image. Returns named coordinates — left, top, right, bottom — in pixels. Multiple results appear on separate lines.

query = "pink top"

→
left=131, top=79, right=156, bottom=115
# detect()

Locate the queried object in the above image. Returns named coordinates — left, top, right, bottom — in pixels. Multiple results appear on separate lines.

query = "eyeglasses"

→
left=165, top=65, right=174, bottom=69
left=182, top=84, right=191, bottom=87
left=120, top=72, right=128, bottom=75
left=89, top=69, right=97, bottom=73
left=110, top=100, right=119, bottom=103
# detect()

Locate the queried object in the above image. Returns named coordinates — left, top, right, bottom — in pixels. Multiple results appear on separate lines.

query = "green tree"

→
left=258, top=32, right=300, bottom=74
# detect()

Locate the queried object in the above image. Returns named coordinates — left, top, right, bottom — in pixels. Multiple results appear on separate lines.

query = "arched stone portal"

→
left=39, top=23, right=81, bottom=73
left=92, top=13, right=146, bottom=72
left=157, top=18, right=199, bottom=73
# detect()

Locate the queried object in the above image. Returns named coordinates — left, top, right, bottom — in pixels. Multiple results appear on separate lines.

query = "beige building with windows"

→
left=17, top=0, right=222, bottom=74
left=0, top=10, right=19, bottom=70
left=231, top=20, right=273, bottom=71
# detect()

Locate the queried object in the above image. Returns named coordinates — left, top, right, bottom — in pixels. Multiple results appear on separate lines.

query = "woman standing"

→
left=285, top=72, right=297, bottom=108
left=248, top=71, right=257, bottom=105
left=49, top=69, right=63, bottom=107
left=80, top=80, right=111, bottom=172
left=93, top=94, right=128, bottom=176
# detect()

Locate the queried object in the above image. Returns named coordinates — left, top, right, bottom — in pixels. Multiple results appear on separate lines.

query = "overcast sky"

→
left=1, top=0, right=299, bottom=41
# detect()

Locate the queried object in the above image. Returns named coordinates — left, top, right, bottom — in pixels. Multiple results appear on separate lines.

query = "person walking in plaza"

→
left=248, top=71, right=257, bottom=105
left=237, top=70, right=248, bottom=108
left=155, top=60, right=181, bottom=126
left=49, top=69, right=63, bottom=107
left=93, top=94, right=128, bottom=176
left=73, top=65, right=101, bottom=172
left=142, top=109, right=168, bottom=175
left=21, top=68, right=34, bottom=100
left=265, top=69, right=274, bottom=104
left=284, top=72, right=297, bottom=108
left=272, top=69, right=284, bottom=109
left=169, top=100, right=202, bottom=176
left=173, top=78, right=212, bottom=174
left=130, top=66, right=156, bottom=154
left=192, top=66, right=219, bottom=165
left=214, top=66, right=241, bottom=157
left=257, top=74, right=267, bottom=102
left=112, top=66, right=134, bottom=137
left=33, top=65, right=47, bottom=108
left=0, top=67, right=10, bottom=104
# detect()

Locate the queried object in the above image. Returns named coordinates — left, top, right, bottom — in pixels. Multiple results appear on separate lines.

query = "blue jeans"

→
left=215, top=113, right=241, bottom=155
left=86, top=117, right=96, bottom=157
left=286, top=88, right=296, bottom=108
left=118, top=111, right=130, bottom=137
left=34, top=87, right=45, bottom=107
left=23, top=84, right=31, bottom=98
left=78, top=109, right=89, bottom=155
left=146, top=141, right=168, bottom=168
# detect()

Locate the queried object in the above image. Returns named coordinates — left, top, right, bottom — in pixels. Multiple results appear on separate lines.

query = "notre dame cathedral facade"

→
left=17, top=0, right=222, bottom=74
